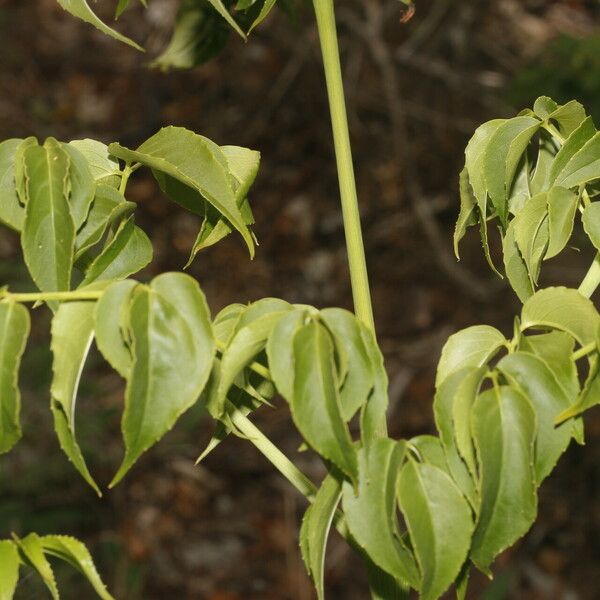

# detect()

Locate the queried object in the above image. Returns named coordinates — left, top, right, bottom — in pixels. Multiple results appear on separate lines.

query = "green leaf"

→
left=342, top=439, right=419, bottom=588
left=454, top=168, right=478, bottom=258
left=14, top=137, right=37, bottom=206
left=213, top=303, right=246, bottom=347
left=547, top=99, right=586, bottom=138
left=582, top=202, right=600, bottom=251
left=398, top=459, right=474, bottom=600
left=512, top=192, right=548, bottom=285
left=291, top=320, right=357, bottom=482
left=533, top=96, right=558, bottom=120
left=75, top=185, right=135, bottom=260
left=111, top=273, right=215, bottom=486
left=21, top=139, right=75, bottom=293
left=14, top=533, right=59, bottom=600
left=465, top=119, right=505, bottom=210
left=0, top=540, right=20, bottom=600
left=299, top=473, right=342, bottom=600
left=359, top=322, right=389, bottom=443
left=502, top=220, right=534, bottom=301
left=483, top=116, right=540, bottom=225
left=214, top=309, right=290, bottom=418
left=80, top=217, right=152, bottom=286
left=109, top=127, right=255, bottom=256
left=408, top=435, right=448, bottom=471
left=266, top=309, right=305, bottom=402
left=433, top=368, right=479, bottom=508
left=205, top=0, right=247, bottom=38
left=549, top=116, right=596, bottom=185
left=94, top=279, right=138, bottom=378
left=497, top=352, right=576, bottom=483
left=0, top=302, right=29, bottom=454
left=60, top=142, right=95, bottom=229
left=56, top=0, right=144, bottom=51
left=320, top=308, right=373, bottom=421
left=520, top=287, right=599, bottom=346
left=366, top=560, right=410, bottom=600
left=152, top=0, right=230, bottom=70
left=50, top=299, right=101, bottom=495
left=69, top=139, right=120, bottom=187
left=247, top=0, right=278, bottom=32
left=557, top=354, right=600, bottom=422
left=545, top=186, right=578, bottom=259
left=470, top=385, right=537, bottom=572
left=40, top=535, right=114, bottom=600
left=451, top=367, right=486, bottom=482
left=435, top=325, right=505, bottom=388
left=529, top=134, right=556, bottom=195
left=554, top=131, right=600, bottom=189
left=0, top=139, right=25, bottom=231
left=222, top=145, right=261, bottom=201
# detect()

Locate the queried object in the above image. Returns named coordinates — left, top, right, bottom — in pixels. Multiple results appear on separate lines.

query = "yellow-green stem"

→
left=313, top=0, right=375, bottom=333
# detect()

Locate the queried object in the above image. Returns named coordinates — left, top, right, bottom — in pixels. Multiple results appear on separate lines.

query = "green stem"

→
left=228, top=404, right=317, bottom=500
left=0, top=290, right=103, bottom=303
left=578, top=252, right=600, bottom=298
left=313, top=0, right=375, bottom=333
left=573, top=341, right=597, bottom=361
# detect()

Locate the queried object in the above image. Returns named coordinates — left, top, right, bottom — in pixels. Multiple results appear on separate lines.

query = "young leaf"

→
left=498, top=352, right=577, bottom=483
left=0, top=302, right=29, bottom=454
left=299, top=473, right=342, bottom=600
left=291, top=320, right=357, bottom=482
left=483, top=116, right=540, bottom=225
left=520, top=287, right=599, bottom=346
left=557, top=354, right=600, bottom=422
left=109, top=127, right=255, bottom=256
left=435, top=325, right=505, bottom=388
left=433, top=368, right=479, bottom=508
left=248, top=0, right=278, bottom=32
left=320, top=308, right=373, bottom=421
left=397, top=459, right=474, bottom=600
left=56, top=0, right=144, bottom=51
left=0, top=139, right=25, bottom=231
left=408, top=435, right=448, bottom=471
left=549, top=116, right=596, bottom=185
left=266, top=309, right=305, bottom=402
left=79, top=217, right=152, bottom=286
left=40, top=535, right=114, bottom=600
left=21, top=139, right=75, bottom=293
left=152, top=0, right=230, bottom=70
left=14, top=533, right=59, bottom=600
left=60, top=142, right=95, bottom=229
left=94, top=279, right=138, bottom=378
left=470, top=386, right=537, bottom=572
left=342, top=439, right=419, bottom=589
left=502, top=220, right=534, bottom=301
left=545, top=186, right=578, bottom=259
left=359, top=321, right=389, bottom=443
left=51, top=299, right=101, bottom=495
left=554, top=131, right=600, bottom=189
left=75, top=185, right=135, bottom=260
left=69, top=139, right=120, bottom=187
left=206, top=0, right=247, bottom=39
left=582, top=202, right=600, bottom=251
left=454, top=168, right=478, bottom=258
left=547, top=99, right=586, bottom=138
left=512, top=192, right=548, bottom=284
left=214, top=309, right=290, bottom=417
left=0, top=540, right=20, bottom=600
left=111, top=273, right=215, bottom=485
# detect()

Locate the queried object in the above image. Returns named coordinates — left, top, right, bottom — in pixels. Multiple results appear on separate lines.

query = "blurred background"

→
left=1, top=0, right=600, bottom=598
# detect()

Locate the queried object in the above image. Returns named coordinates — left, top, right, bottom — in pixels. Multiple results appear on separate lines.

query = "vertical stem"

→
left=579, top=252, right=600, bottom=298
left=313, top=0, right=375, bottom=333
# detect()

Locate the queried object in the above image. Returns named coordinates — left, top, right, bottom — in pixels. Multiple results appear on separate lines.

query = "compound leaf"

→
left=398, top=459, right=473, bottom=600
left=21, top=139, right=75, bottom=293
left=57, top=0, right=143, bottom=51
left=291, top=320, right=357, bottom=482
left=342, top=439, right=419, bottom=589
left=41, top=536, right=114, bottom=600
left=299, top=473, right=342, bottom=600
left=111, top=273, right=215, bottom=485
left=0, top=540, right=19, bottom=600
left=0, top=302, right=29, bottom=454
left=470, top=386, right=537, bottom=572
